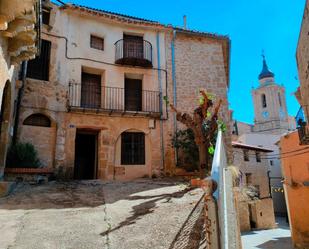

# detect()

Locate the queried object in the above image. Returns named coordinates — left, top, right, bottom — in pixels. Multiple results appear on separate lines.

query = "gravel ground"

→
left=241, top=217, right=292, bottom=249
left=0, top=179, right=205, bottom=249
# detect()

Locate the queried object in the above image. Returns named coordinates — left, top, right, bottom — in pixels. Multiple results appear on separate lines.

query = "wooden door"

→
left=125, top=78, right=142, bottom=111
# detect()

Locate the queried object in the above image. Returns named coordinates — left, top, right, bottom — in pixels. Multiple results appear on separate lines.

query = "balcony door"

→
left=125, top=78, right=142, bottom=111
left=81, top=72, right=101, bottom=108
left=123, top=34, right=143, bottom=59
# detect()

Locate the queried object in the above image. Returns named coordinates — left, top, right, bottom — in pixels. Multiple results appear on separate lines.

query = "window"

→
left=278, top=92, right=282, bottom=107
left=123, top=34, right=143, bottom=59
left=243, top=149, right=249, bottom=161
left=27, top=39, right=51, bottom=81
left=42, top=8, right=51, bottom=25
left=90, top=35, right=104, bottom=50
left=261, top=94, right=267, bottom=108
left=245, top=173, right=252, bottom=185
left=125, top=78, right=142, bottom=111
left=256, top=152, right=261, bottom=162
left=23, top=114, right=51, bottom=127
left=121, top=132, right=145, bottom=165
left=270, top=160, right=273, bottom=166
left=81, top=72, right=101, bottom=108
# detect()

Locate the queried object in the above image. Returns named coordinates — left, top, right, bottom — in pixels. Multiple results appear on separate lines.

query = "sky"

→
left=55, top=0, right=305, bottom=124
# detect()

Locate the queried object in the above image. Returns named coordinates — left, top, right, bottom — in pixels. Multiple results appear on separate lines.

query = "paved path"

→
left=241, top=217, right=292, bottom=249
left=0, top=179, right=205, bottom=249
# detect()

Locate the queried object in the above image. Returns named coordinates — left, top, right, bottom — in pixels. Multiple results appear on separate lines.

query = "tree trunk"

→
left=198, top=144, right=208, bottom=178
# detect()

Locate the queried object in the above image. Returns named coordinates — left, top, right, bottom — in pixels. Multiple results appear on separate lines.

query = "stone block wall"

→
left=163, top=31, right=232, bottom=174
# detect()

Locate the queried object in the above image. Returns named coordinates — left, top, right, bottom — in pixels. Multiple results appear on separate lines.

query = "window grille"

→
left=121, top=132, right=145, bottom=165
left=90, top=35, right=104, bottom=50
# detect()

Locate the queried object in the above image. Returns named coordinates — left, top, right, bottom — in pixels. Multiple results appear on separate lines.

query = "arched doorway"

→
left=0, top=81, right=12, bottom=174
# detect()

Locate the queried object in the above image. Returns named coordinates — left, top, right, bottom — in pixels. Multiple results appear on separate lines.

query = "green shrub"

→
left=6, top=142, right=41, bottom=168
left=172, top=128, right=199, bottom=172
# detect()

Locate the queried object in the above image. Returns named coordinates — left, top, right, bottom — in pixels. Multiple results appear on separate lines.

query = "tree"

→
left=164, top=90, right=225, bottom=177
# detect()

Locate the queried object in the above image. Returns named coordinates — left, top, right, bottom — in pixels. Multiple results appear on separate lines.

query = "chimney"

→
left=183, top=15, right=187, bottom=29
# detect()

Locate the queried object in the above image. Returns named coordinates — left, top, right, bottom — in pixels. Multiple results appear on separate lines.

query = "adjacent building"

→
left=233, top=57, right=295, bottom=217
left=0, top=0, right=41, bottom=178
left=278, top=0, right=309, bottom=247
left=232, top=141, right=276, bottom=231
left=13, top=1, right=231, bottom=180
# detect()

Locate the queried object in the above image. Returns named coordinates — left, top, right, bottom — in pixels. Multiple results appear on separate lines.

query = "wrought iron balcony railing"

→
left=295, top=106, right=309, bottom=145
left=68, top=83, right=161, bottom=116
left=115, top=39, right=153, bottom=67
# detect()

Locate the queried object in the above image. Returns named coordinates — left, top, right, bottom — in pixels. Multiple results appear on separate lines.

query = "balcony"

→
left=295, top=106, right=309, bottom=145
left=115, top=38, right=153, bottom=68
left=68, top=83, right=161, bottom=117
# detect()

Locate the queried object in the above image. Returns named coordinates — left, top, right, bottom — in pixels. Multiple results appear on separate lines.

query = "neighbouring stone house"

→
left=232, top=141, right=276, bottom=232
left=232, top=57, right=296, bottom=217
left=0, top=0, right=41, bottom=177
left=278, top=0, right=309, bottom=247
left=296, top=0, right=309, bottom=145
left=15, top=1, right=231, bottom=180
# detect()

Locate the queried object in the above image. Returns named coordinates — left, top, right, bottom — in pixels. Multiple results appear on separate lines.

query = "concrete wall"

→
left=280, top=131, right=309, bottom=249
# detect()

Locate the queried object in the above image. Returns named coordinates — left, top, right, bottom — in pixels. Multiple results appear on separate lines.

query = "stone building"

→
left=232, top=141, right=276, bottom=231
left=15, top=1, right=231, bottom=180
left=233, top=57, right=296, bottom=216
left=296, top=0, right=309, bottom=145
left=0, top=0, right=41, bottom=178
left=278, top=0, right=309, bottom=247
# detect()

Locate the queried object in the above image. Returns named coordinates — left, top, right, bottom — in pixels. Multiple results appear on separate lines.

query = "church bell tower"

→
left=252, top=55, right=291, bottom=134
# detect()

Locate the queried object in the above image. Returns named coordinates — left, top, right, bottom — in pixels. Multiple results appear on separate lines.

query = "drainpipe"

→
left=156, top=32, right=165, bottom=172
left=171, top=29, right=178, bottom=165
left=12, top=61, right=28, bottom=144
left=267, top=170, right=272, bottom=198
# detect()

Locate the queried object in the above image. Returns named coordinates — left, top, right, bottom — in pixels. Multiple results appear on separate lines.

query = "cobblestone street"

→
left=241, top=217, right=292, bottom=249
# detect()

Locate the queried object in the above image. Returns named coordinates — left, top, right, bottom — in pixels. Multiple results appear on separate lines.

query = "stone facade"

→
left=16, top=2, right=231, bottom=180
left=233, top=142, right=276, bottom=231
left=0, top=0, right=40, bottom=177
left=297, top=0, right=309, bottom=121
left=164, top=30, right=232, bottom=173
left=232, top=142, right=272, bottom=198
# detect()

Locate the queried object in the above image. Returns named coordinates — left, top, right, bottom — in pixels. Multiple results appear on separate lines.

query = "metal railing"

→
left=68, top=83, right=161, bottom=114
left=295, top=106, right=309, bottom=145
left=115, top=39, right=152, bottom=67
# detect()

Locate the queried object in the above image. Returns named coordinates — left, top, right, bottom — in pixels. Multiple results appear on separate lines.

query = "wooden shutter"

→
left=27, top=39, right=51, bottom=81
left=123, top=35, right=143, bottom=59
left=81, top=72, right=101, bottom=108
left=125, top=78, right=142, bottom=111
